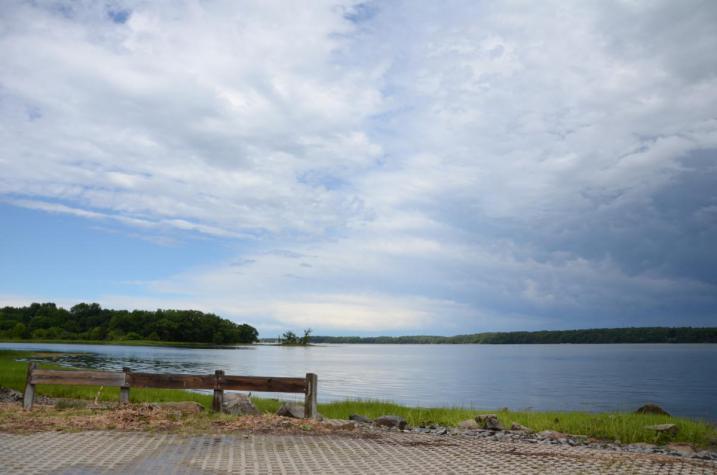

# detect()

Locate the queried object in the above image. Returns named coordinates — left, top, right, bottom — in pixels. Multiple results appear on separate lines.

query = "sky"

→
left=1, top=0, right=716, bottom=337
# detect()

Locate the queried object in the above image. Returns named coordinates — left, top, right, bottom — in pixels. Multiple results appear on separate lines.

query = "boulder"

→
left=510, top=422, right=531, bottom=432
left=475, top=414, right=504, bottom=431
left=349, top=414, right=372, bottom=424
left=644, top=423, right=679, bottom=436
left=374, top=415, right=408, bottom=430
left=222, top=393, right=259, bottom=416
left=276, top=402, right=305, bottom=419
left=458, top=419, right=480, bottom=429
left=0, top=387, right=23, bottom=403
left=635, top=404, right=670, bottom=416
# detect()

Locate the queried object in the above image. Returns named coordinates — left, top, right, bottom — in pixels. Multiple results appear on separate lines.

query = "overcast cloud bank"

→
left=1, top=0, right=716, bottom=334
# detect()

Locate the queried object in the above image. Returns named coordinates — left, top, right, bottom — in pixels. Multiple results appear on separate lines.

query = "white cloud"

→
left=1, top=0, right=716, bottom=332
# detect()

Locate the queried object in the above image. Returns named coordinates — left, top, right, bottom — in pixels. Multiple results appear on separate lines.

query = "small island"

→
left=278, top=329, right=312, bottom=346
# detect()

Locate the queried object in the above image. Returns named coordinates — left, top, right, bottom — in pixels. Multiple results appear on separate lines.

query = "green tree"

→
left=280, top=331, right=299, bottom=345
left=11, top=322, right=28, bottom=339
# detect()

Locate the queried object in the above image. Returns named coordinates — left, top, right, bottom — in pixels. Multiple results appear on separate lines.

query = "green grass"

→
left=311, top=400, right=717, bottom=447
left=1, top=350, right=715, bottom=447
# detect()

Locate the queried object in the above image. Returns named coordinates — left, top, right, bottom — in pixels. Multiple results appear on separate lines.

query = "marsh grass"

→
left=1, top=350, right=715, bottom=447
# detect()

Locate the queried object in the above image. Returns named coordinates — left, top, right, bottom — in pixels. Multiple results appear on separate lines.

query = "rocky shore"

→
left=3, top=386, right=715, bottom=463
left=343, top=412, right=717, bottom=461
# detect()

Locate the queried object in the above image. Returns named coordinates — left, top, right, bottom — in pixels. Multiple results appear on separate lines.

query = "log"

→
left=31, top=369, right=126, bottom=387
left=23, top=363, right=36, bottom=411
left=127, top=372, right=215, bottom=389
left=222, top=375, right=306, bottom=393
left=304, top=373, right=318, bottom=420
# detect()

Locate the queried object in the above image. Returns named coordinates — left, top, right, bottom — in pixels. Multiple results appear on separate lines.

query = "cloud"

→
left=1, top=0, right=716, bottom=333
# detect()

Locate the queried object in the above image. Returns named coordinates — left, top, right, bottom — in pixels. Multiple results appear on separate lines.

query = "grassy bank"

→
left=1, top=350, right=715, bottom=447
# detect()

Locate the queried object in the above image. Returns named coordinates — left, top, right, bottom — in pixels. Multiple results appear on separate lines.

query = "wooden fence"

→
left=23, top=363, right=318, bottom=419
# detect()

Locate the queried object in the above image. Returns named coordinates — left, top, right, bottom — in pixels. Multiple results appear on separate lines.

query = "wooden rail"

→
left=23, top=363, right=318, bottom=419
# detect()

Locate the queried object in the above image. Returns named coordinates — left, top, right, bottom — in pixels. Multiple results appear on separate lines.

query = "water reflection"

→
left=3, top=342, right=716, bottom=420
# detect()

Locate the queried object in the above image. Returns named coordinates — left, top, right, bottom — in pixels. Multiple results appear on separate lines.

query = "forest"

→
left=0, top=302, right=258, bottom=344
left=309, top=327, right=717, bottom=344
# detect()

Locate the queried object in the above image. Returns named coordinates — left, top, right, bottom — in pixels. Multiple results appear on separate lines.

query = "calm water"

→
left=2, top=342, right=716, bottom=420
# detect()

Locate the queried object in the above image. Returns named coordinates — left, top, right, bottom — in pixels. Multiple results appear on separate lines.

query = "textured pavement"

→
left=1, top=431, right=716, bottom=474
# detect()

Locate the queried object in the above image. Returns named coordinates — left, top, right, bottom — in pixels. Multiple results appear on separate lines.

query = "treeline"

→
left=310, top=327, right=717, bottom=344
left=0, top=302, right=258, bottom=344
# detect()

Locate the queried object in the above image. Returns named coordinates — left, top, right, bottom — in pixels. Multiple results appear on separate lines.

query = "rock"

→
left=0, top=387, right=23, bottom=403
left=151, top=401, right=204, bottom=414
left=374, top=415, right=408, bottom=430
left=349, top=414, right=372, bottom=424
left=275, top=403, right=323, bottom=420
left=510, top=422, right=531, bottom=431
left=222, top=393, right=259, bottom=416
left=475, top=414, right=504, bottom=431
left=644, top=423, right=679, bottom=436
left=458, top=419, right=480, bottom=429
left=635, top=404, right=670, bottom=416
left=276, top=403, right=305, bottom=419
left=693, top=451, right=717, bottom=460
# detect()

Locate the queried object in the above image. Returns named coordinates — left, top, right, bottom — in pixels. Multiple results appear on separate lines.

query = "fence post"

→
left=212, top=370, right=224, bottom=412
left=23, top=362, right=36, bottom=411
left=304, top=373, right=317, bottom=420
left=119, top=367, right=130, bottom=405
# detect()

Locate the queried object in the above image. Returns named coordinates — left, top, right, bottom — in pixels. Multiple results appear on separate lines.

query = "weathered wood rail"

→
left=23, top=363, right=318, bottom=419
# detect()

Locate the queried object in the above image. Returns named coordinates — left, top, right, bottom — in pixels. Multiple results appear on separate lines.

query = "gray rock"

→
left=458, top=419, right=480, bottom=429
left=276, top=402, right=306, bottom=419
left=475, top=414, right=504, bottom=431
left=374, top=415, right=408, bottom=430
left=0, top=387, right=23, bottom=402
left=644, top=423, right=679, bottom=436
left=635, top=404, right=670, bottom=416
left=349, top=414, right=372, bottom=424
left=276, top=402, right=323, bottom=420
left=222, top=393, right=259, bottom=416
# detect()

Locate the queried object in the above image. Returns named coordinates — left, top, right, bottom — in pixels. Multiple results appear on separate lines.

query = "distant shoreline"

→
left=2, top=325, right=716, bottom=348
left=299, top=327, right=717, bottom=345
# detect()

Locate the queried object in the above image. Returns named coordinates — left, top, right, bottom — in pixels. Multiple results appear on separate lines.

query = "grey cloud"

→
left=1, top=0, right=716, bottom=332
